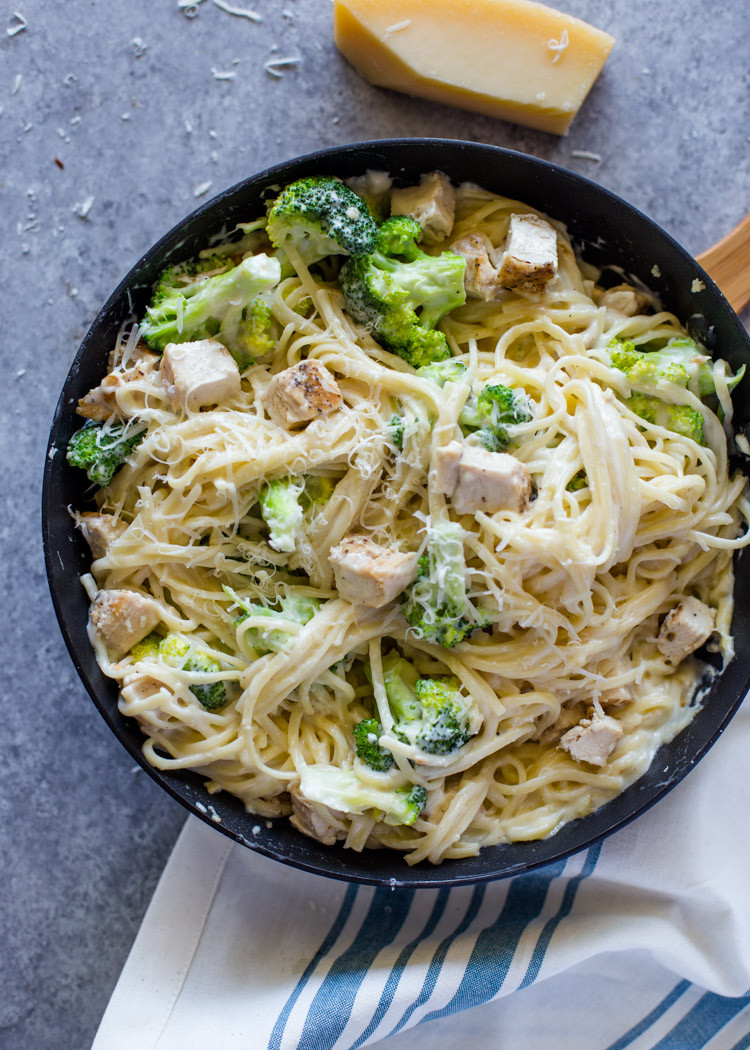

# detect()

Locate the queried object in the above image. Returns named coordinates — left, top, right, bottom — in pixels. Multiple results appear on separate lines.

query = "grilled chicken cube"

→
left=498, top=213, right=558, bottom=293
left=346, top=170, right=393, bottom=218
left=289, top=785, right=346, bottom=846
left=450, top=232, right=502, bottom=301
left=77, top=351, right=160, bottom=420
left=77, top=512, right=127, bottom=558
left=536, top=702, right=587, bottom=746
left=329, top=536, right=418, bottom=608
left=599, top=284, right=651, bottom=317
left=159, top=339, right=240, bottom=412
left=560, top=714, right=623, bottom=767
left=435, top=441, right=531, bottom=515
left=264, top=359, right=343, bottom=427
left=390, top=171, right=456, bottom=245
left=657, top=597, right=715, bottom=665
left=89, top=589, right=161, bottom=659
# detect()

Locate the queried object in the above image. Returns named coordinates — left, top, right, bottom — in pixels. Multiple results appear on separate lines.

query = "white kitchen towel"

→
left=93, top=700, right=750, bottom=1050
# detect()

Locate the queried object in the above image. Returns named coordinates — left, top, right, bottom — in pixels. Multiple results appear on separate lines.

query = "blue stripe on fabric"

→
left=349, top=887, right=452, bottom=1050
left=518, top=843, right=602, bottom=989
left=726, top=1024, right=747, bottom=1050
left=730, top=1029, right=750, bottom=1050
left=387, top=883, right=487, bottom=1040
left=413, top=858, right=567, bottom=1028
left=268, top=883, right=359, bottom=1050
left=650, top=992, right=750, bottom=1050
left=295, top=886, right=417, bottom=1050
left=604, top=980, right=692, bottom=1050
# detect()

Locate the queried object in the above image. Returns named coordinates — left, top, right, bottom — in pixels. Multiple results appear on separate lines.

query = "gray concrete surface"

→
left=1, top=1, right=748, bottom=1046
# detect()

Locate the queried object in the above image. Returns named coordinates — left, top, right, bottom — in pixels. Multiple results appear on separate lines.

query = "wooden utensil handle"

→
left=696, top=213, right=750, bottom=314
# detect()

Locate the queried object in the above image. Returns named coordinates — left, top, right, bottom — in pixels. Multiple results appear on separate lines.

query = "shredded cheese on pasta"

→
left=81, top=181, right=749, bottom=864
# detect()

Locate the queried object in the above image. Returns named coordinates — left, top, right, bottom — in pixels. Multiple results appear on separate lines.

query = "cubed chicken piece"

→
left=450, top=232, right=502, bottom=301
left=657, top=597, right=715, bottom=665
left=77, top=512, right=127, bottom=559
left=289, top=785, right=347, bottom=846
left=89, top=589, right=161, bottom=659
left=560, top=714, right=623, bottom=767
left=159, top=339, right=240, bottom=412
left=498, top=213, right=558, bottom=294
left=390, top=171, right=456, bottom=245
left=435, top=441, right=531, bottom=515
left=536, top=702, right=586, bottom=746
left=598, top=284, right=651, bottom=317
left=77, top=351, right=160, bottom=421
left=346, top=170, right=393, bottom=219
left=329, top=536, right=418, bottom=608
left=264, top=359, right=343, bottom=428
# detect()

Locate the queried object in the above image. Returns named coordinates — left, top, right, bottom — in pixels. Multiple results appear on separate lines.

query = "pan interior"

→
left=42, top=139, right=750, bottom=887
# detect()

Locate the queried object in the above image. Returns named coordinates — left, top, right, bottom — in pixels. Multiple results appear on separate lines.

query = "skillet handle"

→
left=696, top=213, right=750, bottom=314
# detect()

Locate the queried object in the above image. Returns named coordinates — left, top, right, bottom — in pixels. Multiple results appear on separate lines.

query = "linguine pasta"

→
left=77, top=178, right=749, bottom=864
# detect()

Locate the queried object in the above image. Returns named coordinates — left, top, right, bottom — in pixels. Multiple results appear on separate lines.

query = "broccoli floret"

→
left=380, top=651, right=422, bottom=720
left=225, top=586, right=319, bottom=653
left=353, top=718, right=394, bottom=771
left=609, top=337, right=744, bottom=397
left=340, top=216, right=466, bottom=369
left=236, top=299, right=275, bottom=369
left=294, top=296, right=314, bottom=317
left=129, top=632, right=162, bottom=661
left=183, top=649, right=227, bottom=711
left=136, top=634, right=228, bottom=711
left=459, top=383, right=533, bottom=451
left=566, top=469, right=588, bottom=492
left=258, top=477, right=304, bottom=553
left=401, top=521, right=486, bottom=648
left=150, top=254, right=233, bottom=304
left=300, top=475, right=335, bottom=512
left=378, top=653, right=479, bottom=756
left=66, top=419, right=146, bottom=487
left=410, top=676, right=477, bottom=755
left=139, top=254, right=281, bottom=367
left=374, top=656, right=479, bottom=756
left=266, top=176, right=378, bottom=264
left=416, top=359, right=469, bottom=386
left=298, top=765, right=427, bottom=826
left=389, top=414, right=404, bottom=450
left=626, top=393, right=705, bottom=444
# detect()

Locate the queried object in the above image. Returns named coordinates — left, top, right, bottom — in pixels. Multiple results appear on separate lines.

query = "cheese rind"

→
left=333, top=0, right=614, bottom=135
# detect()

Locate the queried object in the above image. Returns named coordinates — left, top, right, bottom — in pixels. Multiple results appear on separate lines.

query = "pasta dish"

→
left=67, top=170, right=749, bottom=864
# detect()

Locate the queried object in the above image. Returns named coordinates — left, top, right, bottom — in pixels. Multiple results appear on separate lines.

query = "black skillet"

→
left=42, top=140, right=750, bottom=888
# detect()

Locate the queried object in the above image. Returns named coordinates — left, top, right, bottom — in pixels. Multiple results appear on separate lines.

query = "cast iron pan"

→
left=42, top=140, right=750, bottom=887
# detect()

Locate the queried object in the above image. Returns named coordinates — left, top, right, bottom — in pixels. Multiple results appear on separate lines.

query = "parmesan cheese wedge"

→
left=333, top=0, right=615, bottom=135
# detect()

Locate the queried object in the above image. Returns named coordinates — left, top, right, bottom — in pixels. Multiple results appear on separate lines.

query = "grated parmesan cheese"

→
left=385, top=19, right=411, bottom=33
left=194, top=180, right=213, bottom=197
left=73, top=196, right=95, bottom=219
left=691, top=278, right=706, bottom=293
left=7, top=12, right=27, bottom=37
left=211, top=67, right=236, bottom=80
left=178, top=0, right=207, bottom=16
left=264, top=56, right=301, bottom=78
left=570, top=150, right=602, bottom=162
left=212, top=0, right=262, bottom=21
left=547, top=29, right=569, bottom=63
left=12, top=73, right=22, bottom=94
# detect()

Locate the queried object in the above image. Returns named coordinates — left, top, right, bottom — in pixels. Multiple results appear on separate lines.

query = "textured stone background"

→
left=1, top=0, right=748, bottom=1046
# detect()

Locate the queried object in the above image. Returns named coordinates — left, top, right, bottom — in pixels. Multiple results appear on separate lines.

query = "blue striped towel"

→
left=92, top=700, right=750, bottom=1050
